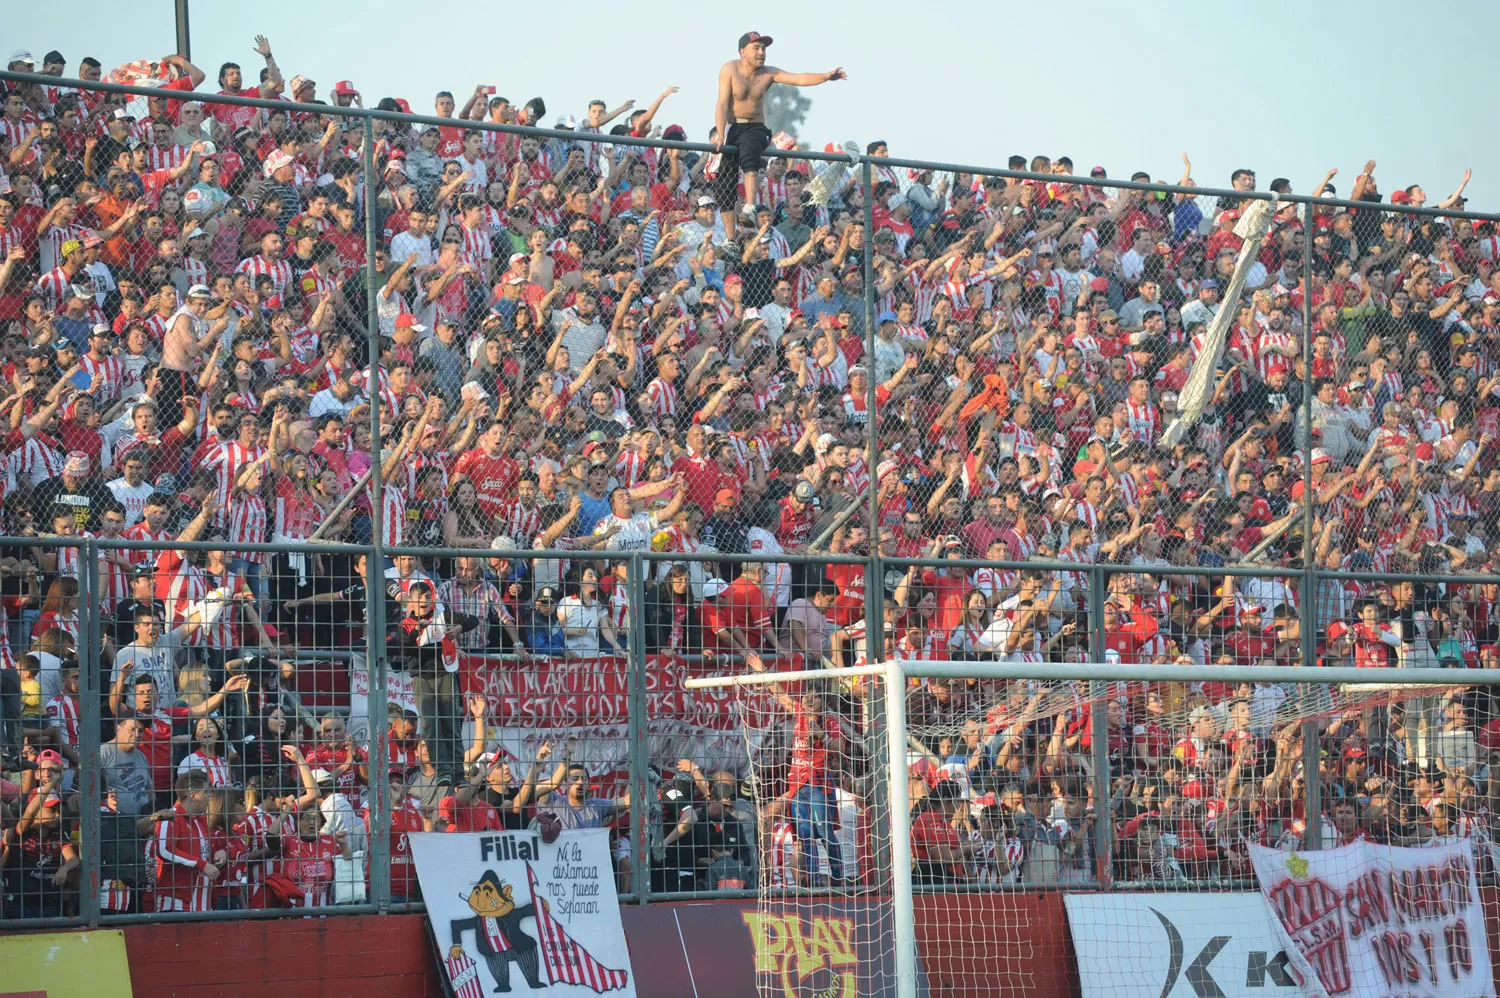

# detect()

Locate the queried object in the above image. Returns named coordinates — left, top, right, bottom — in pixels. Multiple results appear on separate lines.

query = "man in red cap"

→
left=712, top=32, right=845, bottom=241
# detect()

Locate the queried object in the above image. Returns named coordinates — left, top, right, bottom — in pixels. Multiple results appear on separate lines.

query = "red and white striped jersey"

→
left=766, top=821, right=799, bottom=888
left=0, top=114, right=39, bottom=149
left=272, top=477, right=322, bottom=542
left=79, top=352, right=125, bottom=405
left=13, top=436, right=65, bottom=489
left=1124, top=401, right=1160, bottom=444
left=1255, top=330, right=1296, bottom=381
left=235, top=254, right=293, bottom=293
left=646, top=376, right=679, bottom=419
left=156, top=550, right=208, bottom=648
left=45, top=693, right=80, bottom=750
left=179, top=750, right=232, bottom=786
left=203, top=441, right=268, bottom=520
left=34, top=266, right=75, bottom=313
left=381, top=485, right=407, bottom=547
left=144, top=143, right=189, bottom=172
left=226, top=492, right=269, bottom=563
left=497, top=500, right=542, bottom=544
left=182, top=255, right=209, bottom=289
left=38, top=221, right=90, bottom=274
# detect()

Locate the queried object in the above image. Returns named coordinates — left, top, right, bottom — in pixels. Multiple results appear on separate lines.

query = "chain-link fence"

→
left=3, top=64, right=1500, bottom=929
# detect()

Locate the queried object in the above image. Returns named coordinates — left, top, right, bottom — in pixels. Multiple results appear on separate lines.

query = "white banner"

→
left=1249, top=839, right=1493, bottom=998
left=410, top=829, right=635, bottom=997
left=1065, top=892, right=1304, bottom=997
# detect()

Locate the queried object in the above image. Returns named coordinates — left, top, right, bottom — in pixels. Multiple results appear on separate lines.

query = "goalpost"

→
left=687, top=659, right=1500, bottom=998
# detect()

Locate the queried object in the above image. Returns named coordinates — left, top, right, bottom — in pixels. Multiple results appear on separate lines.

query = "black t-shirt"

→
left=482, top=787, right=529, bottom=831
left=112, top=597, right=166, bottom=645
left=33, top=475, right=113, bottom=532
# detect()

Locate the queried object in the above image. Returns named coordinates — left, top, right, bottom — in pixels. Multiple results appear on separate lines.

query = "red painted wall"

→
left=120, top=887, right=1500, bottom=998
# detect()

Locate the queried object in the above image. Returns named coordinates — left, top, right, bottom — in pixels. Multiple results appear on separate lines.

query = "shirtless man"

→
left=714, top=31, right=845, bottom=240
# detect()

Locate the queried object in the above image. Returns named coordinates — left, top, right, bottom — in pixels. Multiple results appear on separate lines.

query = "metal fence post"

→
left=626, top=553, right=649, bottom=903
left=361, top=119, right=392, bottom=909
left=1088, top=563, right=1111, bottom=886
left=78, top=538, right=101, bottom=926
left=861, top=158, right=883, bottom=665
left=1299, top=203, right=1322, bottom=851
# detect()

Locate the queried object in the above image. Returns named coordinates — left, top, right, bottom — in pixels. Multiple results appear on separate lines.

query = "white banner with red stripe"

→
left=1248, top=838, right=1492, bottom=998
left=410, top=829, right=634, bottom=996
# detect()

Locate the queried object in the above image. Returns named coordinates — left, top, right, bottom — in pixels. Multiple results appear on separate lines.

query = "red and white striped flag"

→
left=526, top=864, right=629, bottom=993
left=444, top=950, right=485, bottom=998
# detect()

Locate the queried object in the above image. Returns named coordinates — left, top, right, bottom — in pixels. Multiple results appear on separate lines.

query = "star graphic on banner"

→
left=1285, top=853, right=1310, bottom=879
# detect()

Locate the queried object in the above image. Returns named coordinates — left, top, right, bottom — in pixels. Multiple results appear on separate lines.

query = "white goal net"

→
left=690, top=659, right=1500, bottom=998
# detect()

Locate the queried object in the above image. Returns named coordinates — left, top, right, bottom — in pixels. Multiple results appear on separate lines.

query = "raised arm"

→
left=770, top=67, right=847, bottom=88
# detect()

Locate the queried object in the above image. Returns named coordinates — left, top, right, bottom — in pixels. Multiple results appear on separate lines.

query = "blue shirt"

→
left=55, top=315, right=91, bottom=353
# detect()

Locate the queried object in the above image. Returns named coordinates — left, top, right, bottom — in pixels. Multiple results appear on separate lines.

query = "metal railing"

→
left=1, top=67, right=1497, bottom=926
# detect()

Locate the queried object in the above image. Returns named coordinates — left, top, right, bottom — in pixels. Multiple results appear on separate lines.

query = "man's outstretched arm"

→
left=770, top=67, right=846, bottom=87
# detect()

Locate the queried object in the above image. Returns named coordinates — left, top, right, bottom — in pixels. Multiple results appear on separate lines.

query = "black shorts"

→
left=713, top=122, right=773, bottom=210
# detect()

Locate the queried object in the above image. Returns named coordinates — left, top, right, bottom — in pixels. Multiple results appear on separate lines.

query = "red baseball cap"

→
left=1325, top=621, right=1350, bottom=642
left=1389, top=191, right=1412, bottom=205
left=333, top=80, right=356, bottom=96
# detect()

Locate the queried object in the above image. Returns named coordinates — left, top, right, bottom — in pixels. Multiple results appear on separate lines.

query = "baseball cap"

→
left=792, top=481, right=816, bottom=504
left=738, top=31, right=774, bottom=50
left=333, top=80, right=356, bottom=96
left=60, top=238, right=82, bottom=258
left=63, top=451, right=90, bottom=476
left=697, top=195, right=716, bottom=208
left=288, top=75, right=313, bottom=96
left=662, top=124, right=686, bottom=141
left=714, top=487, right=738, bottom=506
left=490, top=535, right=516, bottom=552
left=187, top=284, right=213, bottom=300
left=82, top=230, right=104, bottom=249
left=52, top=337, right=75, bottom=352
left=701, top=577, right=729, bottom=598
left=394, top=313, right=426, bottom=332
left=534, top=586, right=558, bottom=603
left=36, top=749, right=64, bottom=768
left=9, top=50, right=36, bottom=66
left=90, top=323, right=111, bottom=337
left=878, top=310, right=899, bottom=325
left=71, top=283, right=93, bottom=301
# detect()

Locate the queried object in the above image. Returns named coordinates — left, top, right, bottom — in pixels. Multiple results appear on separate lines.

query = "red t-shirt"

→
left=281, top=835, right=342, bottom=906
left=439, top=794, right=503, bottom=832
left=367, top=803, right=426, bottom=897
left=453, top=449, right=521, bottom=519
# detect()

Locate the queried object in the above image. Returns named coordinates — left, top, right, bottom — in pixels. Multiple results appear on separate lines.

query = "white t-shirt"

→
left=557, top=596, right=604, bottom=655
left=389, top=231, right=434, bottom=268
left=595, top=511, right=660, bottom=552
left=107, top=476, right=155, bottom=526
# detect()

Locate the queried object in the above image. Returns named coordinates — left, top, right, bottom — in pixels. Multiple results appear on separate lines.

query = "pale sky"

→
left=9, top=0, right=1498, bottom=212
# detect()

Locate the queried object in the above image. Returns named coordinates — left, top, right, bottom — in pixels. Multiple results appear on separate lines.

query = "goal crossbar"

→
left=684, top=661, right=1500, bottom=690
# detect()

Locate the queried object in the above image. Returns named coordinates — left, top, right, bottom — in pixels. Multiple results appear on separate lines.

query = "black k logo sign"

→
left=1151, top=908, right=1229, bottom=998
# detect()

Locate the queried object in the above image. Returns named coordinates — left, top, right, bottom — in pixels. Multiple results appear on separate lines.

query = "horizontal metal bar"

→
left=636, top=549, right=868, bottom=566
left=0, top=915, right=86, bottom=930
left=686, top=664, right=889, bottom=689
left=0, top=70, right=844, bottom=166
left=1317, top=568, right=1500, bottom=586
left=384, top=545, right=576, bottom=561
left=874, top=153, right=1500, bottom=224
left=75, top=536, right=370, bottom=555
left=5, top=69, right=1488, bottom=221
left=890, top=555, right=1302, bottom=579
left=98, top=902, right=382, bottom=924
left=898, top=660, right=1500, bottom=687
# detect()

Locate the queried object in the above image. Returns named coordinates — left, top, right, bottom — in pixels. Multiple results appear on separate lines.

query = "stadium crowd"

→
left=2, top=34, right=1500, bottom=918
